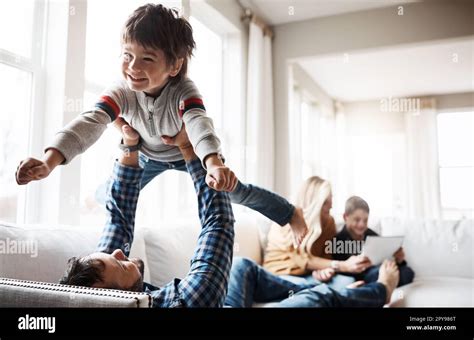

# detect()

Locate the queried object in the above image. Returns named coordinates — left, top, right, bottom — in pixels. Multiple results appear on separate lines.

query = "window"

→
left=289, top=87, right=336, bottom=197
left=0, top=0, right=42, bottom=223
left=348, top=134, right=406, bottom=218
left=188, top=16, right=224, bottom=130
left=2, top=0, right=242, bottom=227
left=437, top=111, right=474, bottom=219
left=0, top=64, right=32, bottom=223
left=300, top=99, right=319, bottom=180
left=0, top=0, right=35, bottom=58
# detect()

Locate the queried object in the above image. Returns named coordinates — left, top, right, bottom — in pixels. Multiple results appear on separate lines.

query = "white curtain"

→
left=405, top=98, right=442, bottom=219
left=245, top=21, right=274, bottom=190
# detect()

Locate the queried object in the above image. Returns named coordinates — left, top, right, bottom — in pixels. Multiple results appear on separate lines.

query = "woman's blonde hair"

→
left=295, top=176, right=332, bottom=252
left=295, top=176, right=331, bottom=209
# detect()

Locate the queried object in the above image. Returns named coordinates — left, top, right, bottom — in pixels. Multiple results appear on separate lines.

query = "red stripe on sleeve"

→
left=184, top=98, right=204, bottom=107
left=179, top=98, right=204, bottom=118
left=99, top=95, right=120, bottom=118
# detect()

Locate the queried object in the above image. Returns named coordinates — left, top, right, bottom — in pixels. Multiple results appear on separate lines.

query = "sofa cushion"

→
left=389, top=277, right=474, bottom=307
left=144, top=213, right=262, bottom=287
left=0, top=277, right=151, bottom=307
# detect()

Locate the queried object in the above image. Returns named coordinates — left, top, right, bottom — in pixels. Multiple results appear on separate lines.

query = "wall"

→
left=272, top=1, right=474, bottom=196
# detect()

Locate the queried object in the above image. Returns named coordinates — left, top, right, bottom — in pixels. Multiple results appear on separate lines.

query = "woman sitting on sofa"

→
left=262, top=176, right=371, bottom=290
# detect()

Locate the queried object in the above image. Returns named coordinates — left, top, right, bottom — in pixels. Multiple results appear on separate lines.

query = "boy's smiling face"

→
left=121, top=42, right=182, bottom=97
left=344, top=208, right=369, bottom=239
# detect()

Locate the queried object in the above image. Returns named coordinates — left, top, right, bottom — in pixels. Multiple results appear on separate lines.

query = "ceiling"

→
left=244, top=0, right=414, bottom=25
left=297, top=38, right=474, bottom=102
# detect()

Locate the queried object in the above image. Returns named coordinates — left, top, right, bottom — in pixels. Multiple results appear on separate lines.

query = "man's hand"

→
left=161, top=124, right=192, bottom=150
left=393, top=247, right=405, bottom=264
left=162, top=124, right=196, bottom=162
left=312, top=268, right=335, bottom=282
left=16, top=158, right=52, bottom=185
left=340, top=255, right=372, bottom=273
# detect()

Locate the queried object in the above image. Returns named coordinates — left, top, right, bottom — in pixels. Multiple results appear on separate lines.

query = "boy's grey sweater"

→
left=46, top=77, right=221, bottom=166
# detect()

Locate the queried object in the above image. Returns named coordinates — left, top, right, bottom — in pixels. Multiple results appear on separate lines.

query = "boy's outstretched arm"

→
left=16, top=109, right=113, bottom=185
left=16, top=87, right=127, bottom=185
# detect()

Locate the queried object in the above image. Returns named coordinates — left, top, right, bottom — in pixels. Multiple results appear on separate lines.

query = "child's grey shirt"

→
left=46, top=77, right=221, bottom=166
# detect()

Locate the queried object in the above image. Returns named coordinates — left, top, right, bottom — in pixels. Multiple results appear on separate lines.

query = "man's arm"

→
left=95, top=130, right=143, bottom=256
left=151, top=132, right=235, bottom=308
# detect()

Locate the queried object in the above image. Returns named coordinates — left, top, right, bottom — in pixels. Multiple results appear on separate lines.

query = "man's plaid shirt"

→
left=96, top=158, right=235, bottom=307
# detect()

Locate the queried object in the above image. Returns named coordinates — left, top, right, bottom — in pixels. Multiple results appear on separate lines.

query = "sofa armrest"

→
left=0, top=278, right=152, bottom=308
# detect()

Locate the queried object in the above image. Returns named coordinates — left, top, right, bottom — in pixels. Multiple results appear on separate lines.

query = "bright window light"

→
left=188, top=16, right=223, bottom=130
left=0, top=64, right=32, bottom=223
left=437, top=111, right=474, bottom=217
left=0, top=0, right=35, bottom=57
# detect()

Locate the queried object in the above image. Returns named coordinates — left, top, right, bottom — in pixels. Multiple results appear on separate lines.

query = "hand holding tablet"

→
left=361, top=236, right=404, bottom=265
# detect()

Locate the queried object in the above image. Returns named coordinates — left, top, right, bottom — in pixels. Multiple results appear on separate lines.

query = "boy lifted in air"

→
left=16, top=4, right=307, bottom=245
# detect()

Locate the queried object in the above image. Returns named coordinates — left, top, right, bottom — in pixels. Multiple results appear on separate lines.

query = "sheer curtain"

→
left=245, top=21, right=274, bottom=190
left=405, top=98, right=442, bottom=219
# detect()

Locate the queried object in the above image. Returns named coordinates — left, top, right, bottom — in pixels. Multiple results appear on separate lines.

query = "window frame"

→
left=0, top=0, right=47, bottom=224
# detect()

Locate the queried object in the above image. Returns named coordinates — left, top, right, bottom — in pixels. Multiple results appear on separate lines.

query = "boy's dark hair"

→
left=122, top=3, right=195, bottom=83
left=59, top=256, right=105, bottom=287
left=345, top=196, right=370, bottom=215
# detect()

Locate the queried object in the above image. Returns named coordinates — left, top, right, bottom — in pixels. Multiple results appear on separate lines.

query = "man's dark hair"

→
left=122, top=3, right=195, bottom=83
left=59, top=257, right=105, bottom=287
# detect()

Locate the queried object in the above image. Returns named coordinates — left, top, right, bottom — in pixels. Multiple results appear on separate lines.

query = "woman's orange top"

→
left=263, top=215, right=336, bottom=276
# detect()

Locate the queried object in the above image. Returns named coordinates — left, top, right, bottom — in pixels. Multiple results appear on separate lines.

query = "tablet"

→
left=361, top=236, right=404, bottom=265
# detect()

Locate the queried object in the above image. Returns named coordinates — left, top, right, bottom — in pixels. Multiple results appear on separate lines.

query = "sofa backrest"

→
left=379, top=217, right=473, bottom=278
left=142, top=212, right=263, bottom=287
left=0, top=221, right=150, bottom=283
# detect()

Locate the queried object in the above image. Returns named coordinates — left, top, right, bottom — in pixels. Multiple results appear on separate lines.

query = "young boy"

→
left=15, top=4, right=307, bottom=244
left=332, top=196, right=415, bottom=286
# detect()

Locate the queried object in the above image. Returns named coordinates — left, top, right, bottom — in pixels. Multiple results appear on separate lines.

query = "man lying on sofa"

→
left=58, top=125, right=399, bottom=308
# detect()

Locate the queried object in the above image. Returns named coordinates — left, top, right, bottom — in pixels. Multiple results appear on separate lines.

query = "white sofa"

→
left=0, top=213, right=472, bottom=307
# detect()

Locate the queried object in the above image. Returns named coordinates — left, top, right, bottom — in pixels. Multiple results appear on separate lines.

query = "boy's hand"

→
left=340, top=255, right=372, bottom=273
left=312, top=268, right=335, bottom=282
left=16, top=158, right=52, bottom=185
left=393, top=247, right=405, bottom=264
left=205, top=165, right=237, bottom=192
